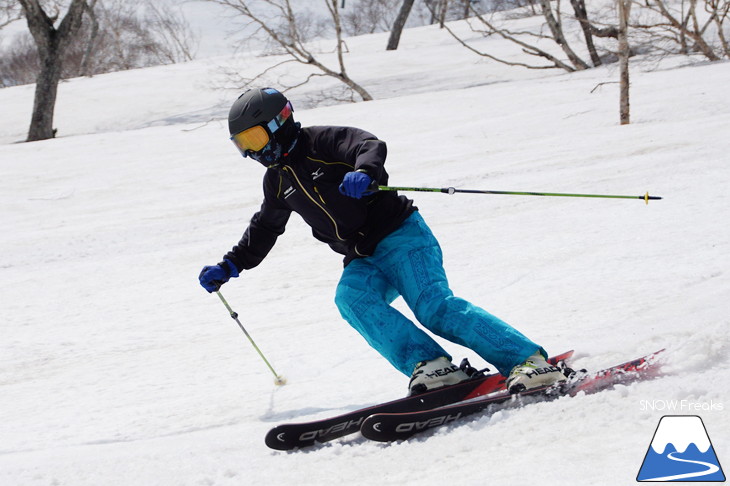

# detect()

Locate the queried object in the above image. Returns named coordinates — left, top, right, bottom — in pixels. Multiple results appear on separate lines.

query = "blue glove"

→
left=198, top=259, right=239, bottom=293
left=339, top=170, right=373, bottom=199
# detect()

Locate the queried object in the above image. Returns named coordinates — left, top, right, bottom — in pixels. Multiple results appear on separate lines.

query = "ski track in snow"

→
left=1, top=9, right=729, bottom=486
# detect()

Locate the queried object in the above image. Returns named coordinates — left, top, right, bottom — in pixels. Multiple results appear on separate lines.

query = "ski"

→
left=264, top=350, right=574, bottom=450
left=360, top=349, right=664, bottom=442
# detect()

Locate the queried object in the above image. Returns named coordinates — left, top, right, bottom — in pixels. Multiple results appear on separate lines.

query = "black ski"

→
left=265, top=350, right=574, bottom=450
left=360, top=349, right=663, bottom=442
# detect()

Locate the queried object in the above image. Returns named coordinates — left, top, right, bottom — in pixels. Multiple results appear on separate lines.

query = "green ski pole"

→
left=375, top=185, right=662, bottom=204
left=216, top=290, right=286, bottom=386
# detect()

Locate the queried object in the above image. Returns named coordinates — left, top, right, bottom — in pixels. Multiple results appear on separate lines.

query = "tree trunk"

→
left=570, top=0, right=602, bottom=66
left=19, top=0, right=88, bottom=142
left=326, top=0, right=373, bottom=100
left=386, top=0, right=416, bottom=50
left=80, top=0, right=99, bottom=77
left=439, top=0, right=448, bottom=28
left=539, top=0, right=590, bottom=70
left=28, top=43, right=63, bottom=141
left=618, top=0, right=631, bottom=125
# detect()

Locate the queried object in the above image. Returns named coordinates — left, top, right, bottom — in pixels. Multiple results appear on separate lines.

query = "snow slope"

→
left=1, top=15, right=729, bottom=486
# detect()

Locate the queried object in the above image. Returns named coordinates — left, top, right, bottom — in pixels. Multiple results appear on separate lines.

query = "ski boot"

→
left=506, top=351, right=568, bottom=393
left=407, top=356, right=472, bottom=396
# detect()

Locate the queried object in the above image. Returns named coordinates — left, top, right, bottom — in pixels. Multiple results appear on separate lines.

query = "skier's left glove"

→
left=198, top=259, right=239, bottom=293
left=339, top=170, right=373, bottom=199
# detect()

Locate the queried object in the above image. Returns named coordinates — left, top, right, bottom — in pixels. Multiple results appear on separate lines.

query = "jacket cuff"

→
left=220, top=259, right=240, bottom=278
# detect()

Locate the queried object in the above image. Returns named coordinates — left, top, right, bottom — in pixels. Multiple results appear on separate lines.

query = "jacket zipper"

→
left=313, top=186, right=326, bottom=205
left=282, top=165, right=346, bottom=242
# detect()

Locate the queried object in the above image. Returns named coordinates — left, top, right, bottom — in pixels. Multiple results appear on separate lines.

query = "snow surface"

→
left=1, top=13, right=729, bottom=486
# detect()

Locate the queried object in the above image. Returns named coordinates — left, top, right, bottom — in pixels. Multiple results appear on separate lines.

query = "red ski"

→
left=360, top=349, right=664, bottom=442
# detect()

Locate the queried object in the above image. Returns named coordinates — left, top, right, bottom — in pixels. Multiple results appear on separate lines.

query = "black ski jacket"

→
left=223, top=126, right=416, bottom=270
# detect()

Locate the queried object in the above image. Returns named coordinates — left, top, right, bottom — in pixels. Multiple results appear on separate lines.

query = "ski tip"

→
left=647, top=348, right=667, bottom=363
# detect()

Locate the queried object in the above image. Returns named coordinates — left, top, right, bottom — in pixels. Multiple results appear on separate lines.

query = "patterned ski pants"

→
left=335, top=212, right=543, bottom=376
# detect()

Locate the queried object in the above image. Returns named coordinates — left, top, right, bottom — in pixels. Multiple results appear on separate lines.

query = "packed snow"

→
left=1, top=10, right=729, bottom=486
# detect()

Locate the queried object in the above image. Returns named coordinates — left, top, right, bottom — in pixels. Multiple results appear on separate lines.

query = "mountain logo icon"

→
left=637, top=415, right=725, bottom=482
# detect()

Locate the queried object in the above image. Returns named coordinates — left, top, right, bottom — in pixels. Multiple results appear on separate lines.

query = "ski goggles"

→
left=230, top=101, right=293, bottom=155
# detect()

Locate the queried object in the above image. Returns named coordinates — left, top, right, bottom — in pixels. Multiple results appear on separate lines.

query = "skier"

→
left=199, top=88, right=566, bottom=395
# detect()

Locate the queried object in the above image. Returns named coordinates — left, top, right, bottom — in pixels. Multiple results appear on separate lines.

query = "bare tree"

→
left=1, top=1, right=22, bottom=30
left=538, top=0, right=590, bottom=69
left=442, top=1, right=639, bottom=125
left=2, top=0, right=199, bottom=88
left=0, top=34, right=38, bottom=86
left=570, top=0, right=602, bottom=66
left=79, top=0, right=99, bottom=76
left=441, top=2, right=590, bottom=71
left=707, top=0, right=730, bottom=58
left=207, top=0, right=372, bottom=102
left=19, top=0, right=95, bottom=142
left=145, top=2, right=199, bottom=64
left=341, top=0, right=399, bottom=36
left=630, top=0, right=730, bottom=61
left=1, top=2, right=29, bottom=86
left=85, top=0, right=198, bottom=72
left=571, top=0, right=620, bottom=66
left=438, top=0, right=449, bottom=27
left=95, top=0, right=157, bottom=72
left=387, top=0, right=416, bottom=50
left=618, top=0, right=632, bottom=125
left=423, top=0, right=477, bottom=26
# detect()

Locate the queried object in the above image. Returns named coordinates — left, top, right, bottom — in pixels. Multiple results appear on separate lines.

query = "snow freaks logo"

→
left=637, top=415, right=726, bottom=482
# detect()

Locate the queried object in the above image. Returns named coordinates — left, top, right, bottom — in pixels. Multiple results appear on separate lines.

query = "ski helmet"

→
left=228, top=88, right=300, bottom=167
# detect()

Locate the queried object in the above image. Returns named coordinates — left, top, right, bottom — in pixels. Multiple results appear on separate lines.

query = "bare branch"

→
left=0, top=1, right=23, bottom=30
left=456, top=7, right=579, bottom=71
left=635, top=0, right=724, bottom=61
left=538, top=0, right=590, bottom=69
left=205, top=0, right=372, bottom=102
left=144, top=1, right=199, bottom=63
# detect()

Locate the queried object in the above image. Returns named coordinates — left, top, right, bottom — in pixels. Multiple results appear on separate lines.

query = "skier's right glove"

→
left=198, top=259, right=239, bottom=293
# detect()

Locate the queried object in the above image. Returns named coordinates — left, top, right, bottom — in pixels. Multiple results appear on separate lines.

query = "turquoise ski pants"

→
left=335, top=212, right=543, bottom=376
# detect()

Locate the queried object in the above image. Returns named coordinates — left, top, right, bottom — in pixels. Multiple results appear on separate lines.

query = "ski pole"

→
left=375, top=185, right=662, bottom=204
left=215, top=290, right=286, bottom=386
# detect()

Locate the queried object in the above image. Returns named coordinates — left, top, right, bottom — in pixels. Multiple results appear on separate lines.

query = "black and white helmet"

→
left=228, top=88, right=300, bottom=167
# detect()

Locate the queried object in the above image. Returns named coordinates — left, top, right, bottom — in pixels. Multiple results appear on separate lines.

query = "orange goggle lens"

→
left=231, top=125, right=270, bottom=153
